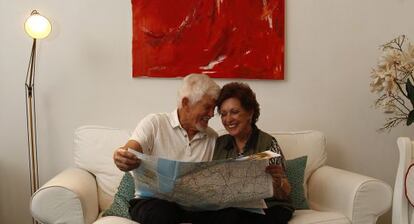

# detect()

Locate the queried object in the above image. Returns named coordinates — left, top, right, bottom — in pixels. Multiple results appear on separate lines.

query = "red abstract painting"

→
left=131, top=0, right=285, bottom=80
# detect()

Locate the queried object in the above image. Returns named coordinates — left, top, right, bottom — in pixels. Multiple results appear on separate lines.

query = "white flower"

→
left=370, top=70, right=384, bottom=92
left=401, top=43, right=414, bottom=71
left=378, top=48, right=402, bottom=70
left=370, top=68, right=396, bottom=93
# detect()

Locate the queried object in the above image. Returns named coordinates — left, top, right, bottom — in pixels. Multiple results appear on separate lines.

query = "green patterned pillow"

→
left=102, top=172, right=135, bottom=218
left=286, top=156, right=309, bottom=209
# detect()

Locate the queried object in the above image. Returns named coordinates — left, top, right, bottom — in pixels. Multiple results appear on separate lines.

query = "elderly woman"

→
left=213, top=82, right=294, bottom=224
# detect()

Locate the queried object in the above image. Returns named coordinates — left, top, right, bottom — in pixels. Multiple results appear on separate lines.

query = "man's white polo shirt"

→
left=129, top=110, right=217, bottom=162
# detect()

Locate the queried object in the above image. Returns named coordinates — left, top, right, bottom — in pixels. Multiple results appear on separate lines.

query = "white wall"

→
left=1, top=0, right=413, bottom=223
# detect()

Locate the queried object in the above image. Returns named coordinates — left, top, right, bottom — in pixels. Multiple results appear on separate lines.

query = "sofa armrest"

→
left=307, top=166, right=392, bottom=224
left=30, top=168, right=99, bottom=224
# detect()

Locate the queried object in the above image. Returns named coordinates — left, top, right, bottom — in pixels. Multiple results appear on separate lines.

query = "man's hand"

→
left=113, top=147, right=140, bottom=171
left=266, top=164, right=291, bottom=199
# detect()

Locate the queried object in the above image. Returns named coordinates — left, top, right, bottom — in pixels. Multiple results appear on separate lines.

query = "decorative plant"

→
left=370, top=35, right=414, bottom=131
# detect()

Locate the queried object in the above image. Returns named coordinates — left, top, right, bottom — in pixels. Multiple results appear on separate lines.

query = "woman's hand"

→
left=266, top=164, right=291, bottom=199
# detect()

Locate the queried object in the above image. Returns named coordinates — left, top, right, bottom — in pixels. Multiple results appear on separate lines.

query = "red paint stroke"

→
left=132, top=0, right=284, bottom=80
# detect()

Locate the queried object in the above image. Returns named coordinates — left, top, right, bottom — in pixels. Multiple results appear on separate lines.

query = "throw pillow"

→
left=102, top=172, right=135, bottom=218
left=286, top=156, right=309, bottom=209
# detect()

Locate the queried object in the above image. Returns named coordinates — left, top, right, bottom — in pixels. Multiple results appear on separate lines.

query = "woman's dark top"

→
left=213, top=125, right=294, bottom=212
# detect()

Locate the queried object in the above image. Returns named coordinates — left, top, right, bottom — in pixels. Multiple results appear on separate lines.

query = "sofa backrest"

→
left=74, top=126, right=129, bottom=211
left=269, top=130, right=327, bottom=196
left=73, top=126, right=327, bottom=211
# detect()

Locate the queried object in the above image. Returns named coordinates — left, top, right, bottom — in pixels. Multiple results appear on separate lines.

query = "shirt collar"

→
left=168, top=109, right=181, bottom=129
left=168, top=109, right=207, bottom=137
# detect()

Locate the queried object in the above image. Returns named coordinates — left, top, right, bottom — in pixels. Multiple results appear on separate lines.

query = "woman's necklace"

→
left=235, top=128, right=252, bottom=157
left=237, top=151, right=244, bottom=157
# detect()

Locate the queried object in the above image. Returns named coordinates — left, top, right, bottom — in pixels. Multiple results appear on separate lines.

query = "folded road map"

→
left=128, top=149, right=279, bottom=211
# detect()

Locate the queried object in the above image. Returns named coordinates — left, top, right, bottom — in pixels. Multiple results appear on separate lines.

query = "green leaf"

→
left=407, top=110, right=414, bottom=126
left=406, top=79, right=414, bottom=106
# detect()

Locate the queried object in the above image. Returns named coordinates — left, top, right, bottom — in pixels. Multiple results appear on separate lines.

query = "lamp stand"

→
left=25, top=38, right=39, bottom=196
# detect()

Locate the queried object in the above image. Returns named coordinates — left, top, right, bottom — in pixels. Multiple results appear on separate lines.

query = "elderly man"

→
left=113, top=74, right=221, bottom=223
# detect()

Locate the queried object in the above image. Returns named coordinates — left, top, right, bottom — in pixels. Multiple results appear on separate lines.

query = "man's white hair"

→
left=177, top=74, right=220, bottom=108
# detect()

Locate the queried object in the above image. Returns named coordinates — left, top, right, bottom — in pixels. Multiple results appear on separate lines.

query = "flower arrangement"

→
left=370, top=35, right=414, bottom=131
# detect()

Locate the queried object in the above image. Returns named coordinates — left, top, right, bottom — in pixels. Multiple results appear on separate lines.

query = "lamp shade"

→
left=24, top=10, right=51, bottom=39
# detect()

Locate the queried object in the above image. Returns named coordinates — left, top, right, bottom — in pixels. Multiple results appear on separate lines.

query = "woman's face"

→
left=219, top=97, right=253, bottom=138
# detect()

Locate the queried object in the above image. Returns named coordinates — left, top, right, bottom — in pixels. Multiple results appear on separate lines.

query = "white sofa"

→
left=30, top=126, right=392, bottom=224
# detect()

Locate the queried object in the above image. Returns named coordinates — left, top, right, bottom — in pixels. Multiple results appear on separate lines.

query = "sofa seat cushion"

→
left=94, top=216, right=138, bottom=224
left=96, top=211, right=350, bottom=224
left=289, top=210, right=350, bottom=224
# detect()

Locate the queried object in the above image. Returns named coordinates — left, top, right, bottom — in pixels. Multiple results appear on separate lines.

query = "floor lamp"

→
left=24, top=10, right=51, bottom=199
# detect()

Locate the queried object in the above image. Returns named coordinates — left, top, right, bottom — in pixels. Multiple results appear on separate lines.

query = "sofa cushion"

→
left=96, top=210, right=350, bottom=224
left=102, top=172, right=135, bottom=219
left=286, top=156, right=308, bottom=209
left=74, top=125, right=131, bottom=211
left=94, top=216, right=138, bottom=224
left=289, top=210, right=350, bottom=224
left=269, top=131, right=327, bottom=197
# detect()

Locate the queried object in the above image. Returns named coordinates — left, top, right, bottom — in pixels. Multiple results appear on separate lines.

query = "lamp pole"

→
left=24, top=10, right=51, bottom=224
left=25, top=37, right=39, bottom=195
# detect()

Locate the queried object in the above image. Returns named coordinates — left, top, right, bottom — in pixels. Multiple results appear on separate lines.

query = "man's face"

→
left=186, top=94, right=216, bottom=132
